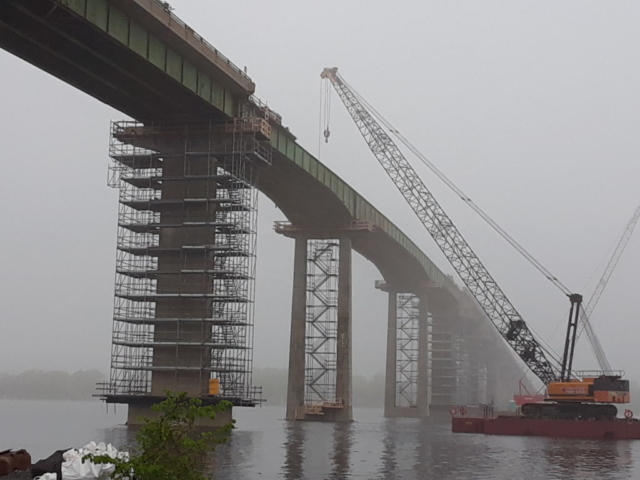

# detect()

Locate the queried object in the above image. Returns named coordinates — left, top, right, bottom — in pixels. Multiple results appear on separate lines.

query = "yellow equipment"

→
left=208, top=378, right=220, bottom=395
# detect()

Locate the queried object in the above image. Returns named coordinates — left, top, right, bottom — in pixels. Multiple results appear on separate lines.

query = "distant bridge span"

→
left=0, top=0, right=523, bottom=421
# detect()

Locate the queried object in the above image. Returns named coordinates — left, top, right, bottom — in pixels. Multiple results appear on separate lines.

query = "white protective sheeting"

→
left=35, top=442, right=128, bottom=480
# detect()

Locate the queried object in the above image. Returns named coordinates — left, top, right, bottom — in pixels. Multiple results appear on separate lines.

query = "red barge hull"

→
left=453, top=416, right=640, bottom=440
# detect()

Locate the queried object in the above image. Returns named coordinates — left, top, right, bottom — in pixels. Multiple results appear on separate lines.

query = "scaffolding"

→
left=453, top=324, right=471, bottom=405
left=467, top=334, right=488, bottom=405
left=429, top=314, right=486, bottom=406
left=395, top=293, right=420, bottom=407
left=429, top=314, right=458, bottom=406
left=305, top=239, right=339, bottom=405
left=453, top=318, right=479, bottom=406
left=102, top=119, right=270, bottom=405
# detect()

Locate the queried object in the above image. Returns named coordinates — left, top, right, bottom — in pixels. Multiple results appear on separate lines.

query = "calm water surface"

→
left=0, top=400, right=638, bottom=479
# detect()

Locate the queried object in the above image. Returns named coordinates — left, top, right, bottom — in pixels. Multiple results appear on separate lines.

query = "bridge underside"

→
left=0, top=0, right=243, bottom=122
left=0, top=0, right=529, bottom=422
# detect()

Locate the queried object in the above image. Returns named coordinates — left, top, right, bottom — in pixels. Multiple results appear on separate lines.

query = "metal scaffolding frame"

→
left=429, top=314, right=458, bottom=406
left=468, top=336, right=488, bottom=406
left=395, top=293, right=420, bottom=407
left=428, top=315, right=487, bottom=406
left=103, top=119, right=270, bottom=404
left=453, top=322, right=472, bottom=406
left=305, top=239, right=339, bottom=405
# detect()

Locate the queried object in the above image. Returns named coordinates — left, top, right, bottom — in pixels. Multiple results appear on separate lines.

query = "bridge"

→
left=0, top=0, right=525, bottom=423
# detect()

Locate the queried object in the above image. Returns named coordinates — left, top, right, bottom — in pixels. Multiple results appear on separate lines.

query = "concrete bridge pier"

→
left=383, top=288, right=398, bottom=417
left=427, top=288, right=467, bottom=414
left=429, top=313, right=458, bottom=410
left=285, top=235, right=308, bottom=422
left=380, top=285, right=429, bottom=419
left=279, top=225, right=353, bottom=422
left=417, top=294, right=430, bottom=417
left=335, top=237, right=353, bottom=422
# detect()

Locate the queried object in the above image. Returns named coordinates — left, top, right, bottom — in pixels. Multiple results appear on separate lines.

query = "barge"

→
left=452, top=414, right=640, bottom=440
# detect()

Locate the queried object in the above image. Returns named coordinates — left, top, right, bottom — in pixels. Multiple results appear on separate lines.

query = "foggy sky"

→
left=1, top=1, right=639, bottom=386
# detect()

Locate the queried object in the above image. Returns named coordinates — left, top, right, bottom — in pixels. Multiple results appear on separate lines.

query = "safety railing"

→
left=151, top=0, right=252, bottom=83
left=572, top=370, right=625, bottom=379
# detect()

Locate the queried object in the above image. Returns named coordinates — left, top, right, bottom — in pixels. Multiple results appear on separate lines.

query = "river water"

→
left=1, top=400, right=639, bottom=479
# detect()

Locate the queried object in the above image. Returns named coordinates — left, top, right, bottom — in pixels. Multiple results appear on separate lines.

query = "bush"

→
left=88, top=391, right=234, bottom=480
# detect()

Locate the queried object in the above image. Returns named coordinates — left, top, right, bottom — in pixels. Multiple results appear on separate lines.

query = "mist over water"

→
left=2, top=1, right=640, bottom=478
left=1, top=400, right=638, bottom=480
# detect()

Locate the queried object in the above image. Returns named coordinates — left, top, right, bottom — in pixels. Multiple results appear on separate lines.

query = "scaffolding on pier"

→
left=429, top=314, right=459, bottom=407
left=304, top=239, right=339, bottom=406
left=102, top=119, right=270, bottom=405
left=429, top=314, right=488, bottom=407
left=395, top=293, right=420, bottom=407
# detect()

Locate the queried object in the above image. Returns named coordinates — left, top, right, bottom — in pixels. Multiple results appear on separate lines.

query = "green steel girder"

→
left=0, top=0, right=463, bottom=304
left=0, top=0, right=231, bottom=121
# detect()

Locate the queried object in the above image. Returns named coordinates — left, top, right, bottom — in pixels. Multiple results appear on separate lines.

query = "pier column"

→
left=335, top=236, right=353, bottom=422
left=384, top=290, right=398, bottom=417
left=276, top=223, right=359, bottom=422
left=379, top=286, right=422, bottom=418
left=417, top=294, right=430, bottom=418
left=286, top=235, right=308, bottom=420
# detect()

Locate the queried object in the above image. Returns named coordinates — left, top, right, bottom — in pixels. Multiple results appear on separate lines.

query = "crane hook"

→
left=324, top=127, right=331, bottom=143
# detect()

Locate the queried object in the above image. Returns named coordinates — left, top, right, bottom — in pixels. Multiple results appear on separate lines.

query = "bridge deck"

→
left=0, top=0, right=463, bottom=301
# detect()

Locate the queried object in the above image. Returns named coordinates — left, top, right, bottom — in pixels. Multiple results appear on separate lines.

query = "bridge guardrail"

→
left=151, top=0, right=251, bottom=82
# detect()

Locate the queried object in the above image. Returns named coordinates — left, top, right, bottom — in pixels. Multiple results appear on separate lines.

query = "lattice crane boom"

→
left=577, top=202, right=640, bottom=371
left=583, top=202, right=640, bottom=325
left=321, top=67, right=559, bottom=384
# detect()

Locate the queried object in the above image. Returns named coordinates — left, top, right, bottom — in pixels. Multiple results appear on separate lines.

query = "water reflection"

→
left=211, top=424, right=258, bottom=480
left=378, top=417, right=545, bottom=480
left=281, top=420, right=355, bottom=479
left=100, top=424, right=134, bottom=449
left=282, top=422, right=306, bottom=479
left=100, top=413, right=639, bottom=480
left=379, top=418, right=417, bottom=479
left=544, top=439, right=633, bottom=480
left=330, top=422, right=354, bottom=479
left=379, top=421, right=398, bottom=478
left=15, top=401, right=637, bottom=480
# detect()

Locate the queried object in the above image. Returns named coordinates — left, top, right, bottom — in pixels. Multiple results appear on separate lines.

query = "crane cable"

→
left=322, top=71, right=634, bottom=374
left=574, top=201, right=640, bottom=371
left=321, top=72, right=567, bottom=369
left=323, top=78, right=332, bottom=144
left=336, top=72, right=573, bottom=297
left=578, top=201, right=640, bottom=340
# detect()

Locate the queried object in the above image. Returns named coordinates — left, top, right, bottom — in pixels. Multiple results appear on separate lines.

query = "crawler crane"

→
left=321, top=67, right=630, bottom=421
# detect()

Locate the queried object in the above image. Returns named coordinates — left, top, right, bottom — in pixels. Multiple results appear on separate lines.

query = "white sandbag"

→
left=60, top=442, right=128, bottom=480
left=34, top=474, right=58, bottom=480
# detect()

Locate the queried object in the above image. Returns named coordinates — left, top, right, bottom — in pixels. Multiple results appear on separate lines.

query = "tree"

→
left=88, top=391, right=234, bottom=480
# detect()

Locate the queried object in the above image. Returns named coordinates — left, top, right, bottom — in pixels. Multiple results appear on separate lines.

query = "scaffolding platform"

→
left=304, top=400, right=345, bottom=416
left=101, top=120, right=268, bottom=409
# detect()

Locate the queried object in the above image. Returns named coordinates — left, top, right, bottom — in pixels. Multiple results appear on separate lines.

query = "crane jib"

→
left=321, top=67, right=559, bottom=384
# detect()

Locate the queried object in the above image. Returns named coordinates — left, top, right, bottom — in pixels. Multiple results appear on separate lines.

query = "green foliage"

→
left=88, top=391, right=234, bottom=480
